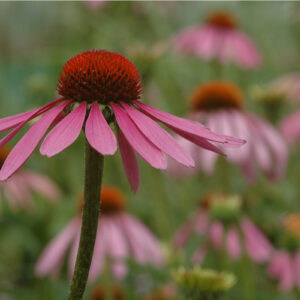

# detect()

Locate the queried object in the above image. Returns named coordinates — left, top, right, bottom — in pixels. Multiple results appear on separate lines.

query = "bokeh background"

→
left=1, top=1, right=300, bottom=300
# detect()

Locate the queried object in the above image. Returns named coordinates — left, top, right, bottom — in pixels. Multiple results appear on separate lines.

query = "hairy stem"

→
left=68, top=138, right=104, bottom=300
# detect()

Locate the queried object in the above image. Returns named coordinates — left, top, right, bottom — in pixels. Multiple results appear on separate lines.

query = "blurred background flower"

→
left=35, top=186, right=163, bottom=281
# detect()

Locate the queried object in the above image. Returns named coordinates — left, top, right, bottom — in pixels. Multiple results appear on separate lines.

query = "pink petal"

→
left=232, top=30, right=262, bottom=69
left=111, top=103, right=166, bottom=169
left=35, top=218, right=80, bottom=278
left=268, top=251, right=294, bottom=292
left=294, top=251, right=300, bottom=289
left=173, top=212, right=197, bottom=248
left=173, top=128, right=225, bottom=156
left=68, top=231, right=81, bottom=278
left=122, top=103, right=194, bottom=167
left=133, top=101, right=227, bottom=143
left=120, top=213, right=163, bottom=266
left=3, top=176, right=32, bottom=209
left=210, top=221, right=224, bottom=250
left=241, top=217, right=273, bottom=263
left=40, top=102, right=87, bottom=157
left=0, top=101, right=71, bottom=181
left=85, top=102, right=117, bottom=155
left=117, top=131, right=140, bottom=193
left=226, top=226, right=241, bottom=260
left=254, top=115, right=288, bottom=179
left=111, top=261, right=128, bottom=280
left=194, top=210, right=210, bottom=235
left=0, top=97, right=64, bottom=133
left=104, top=216, right=129, bottom=279
left=22, top=171, right=61, bottom=202
left=88, top=218, right=109, bottom=281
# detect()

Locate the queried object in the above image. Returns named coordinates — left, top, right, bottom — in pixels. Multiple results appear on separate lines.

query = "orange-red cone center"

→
left=189, top=81, right=244, bottom=112
left=78, top=186, right=126, bottom=215
left=57, top=50, right=143, bottom=104
left=206, top=11, right=237, bottom=29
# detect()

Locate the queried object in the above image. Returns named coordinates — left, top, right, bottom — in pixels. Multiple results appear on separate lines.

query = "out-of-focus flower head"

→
left=251, top=74, right=300, bottom=123
left=268, top=214, right=300, bottom=293
left=168, top=80, right=288, bottom=182
left=174, top=193, right=274, bottom=264
left=0, top=146, right=61, bottom=210
left=173, top=11, right=262, bottom=69
left=0, top=50, right=244, bottom=193
left=270, top=73, right=300, bottom=105
left=173, top=266, right=235, bottom=300
left=35, top=185, right=163, bottom=281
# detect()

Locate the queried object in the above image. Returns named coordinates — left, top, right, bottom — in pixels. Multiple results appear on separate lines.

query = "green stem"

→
left=67, top=138, right=104, bottom=300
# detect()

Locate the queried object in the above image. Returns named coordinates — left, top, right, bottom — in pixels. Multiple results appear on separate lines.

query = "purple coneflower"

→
left=168, top=81, right=288, bottom=181
left=174, top=193, right=273, bottom=264
left=0, top=146, right=60, bottom=210
left=173, top=11, right=262, bottom=69
left=0, top=50, right=244, bottom=192
left=268, top=214, right=300, bottom=293
left=35, top=186, right=163, bottom=281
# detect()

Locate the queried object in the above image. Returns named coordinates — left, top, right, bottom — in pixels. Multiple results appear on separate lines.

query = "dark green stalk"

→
left=67, top=138, right=104, bottom=300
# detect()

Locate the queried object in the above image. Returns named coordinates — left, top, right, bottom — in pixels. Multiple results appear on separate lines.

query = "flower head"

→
left=173, top=11, right=262, bottom=69
left=174, top=193, right=274, bottom=264
left=0, top=146, right=61, bottom=210
left=267, top=213, right=300, bottom=293
left=35, top=185, right=163, bottom=281
left=173, top=267, right=235, bottom=300
left=0, top=50, right=244, bottom=192
left=168, top=81, right=288, bottom=181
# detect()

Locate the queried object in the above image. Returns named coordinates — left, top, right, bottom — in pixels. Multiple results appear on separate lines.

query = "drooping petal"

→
left=173, top=212, right=197, bottom=248
left=0, top=101, right=71, bottom=181
left=117, top=131, right=140, bottom=193
left=88, top=218, right=109, bottom=281
left=40, top=102, right=87, bottom=157
left=226, top=226, right=241, bottom=260
left=241, top=217, right=273, bottom=263
left=85, top=102, right=117, bottom=155
left=252, top=115, right=288, bottom=179
left=210, top=221, right=224, bottom=250
left=111, top=103, right=166, bottom=169
left=122, top=103, right=194, bottom=167
left=294, top=251, right=300, bottom=289
left=22, top=171, right=61, bottom=202
left=0, top=97, right=64, bottom=133
left=120, top=213, right=163, bottom=266
left=133, top=101, right=227, bottom=143
left=35, top=218, right=81, bottom=278
left=232, top=30, right=262, bottom=69
left=173, top=128, right=225, bottom=156
left=105, top=216, right=129, bottom=279
left=268, top=251, right=294, bottom=292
